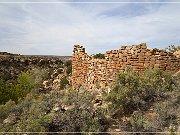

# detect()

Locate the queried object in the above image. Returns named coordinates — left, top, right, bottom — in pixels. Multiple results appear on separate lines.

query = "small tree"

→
left=165, top=45, right=180, bottom=53
left=64, top=60, right=72, bottom=75
left=93, top=53, right=105, bottom=59
left=0, top=72, right=35, bottom=105
left=15, top=72, right=34, bottom=99
left=59, top=77, right=69, bottom=89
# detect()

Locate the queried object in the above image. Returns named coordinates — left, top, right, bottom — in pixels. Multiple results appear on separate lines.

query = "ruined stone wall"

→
left=72, top=43, right=180, bottom=89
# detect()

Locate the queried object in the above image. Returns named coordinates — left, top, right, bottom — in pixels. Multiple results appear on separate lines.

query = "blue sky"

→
left=0, top=0, right=180, bottom=55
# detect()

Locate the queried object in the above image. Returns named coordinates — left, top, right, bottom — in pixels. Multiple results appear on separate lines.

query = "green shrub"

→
left=66, top=65, right=72, bottom=75
left=29, top=68, right=51, bottom=88
left=64, top=60, right=72, bottom=67
left=64, top=60, right=72, bottom=75
left=0, top=80, right=12, bottom=104
left=0, top=93, right=55, bottom=132
left=0, top=72, right=35, bottom=105
left=93, top=53, right=105, bottom=59
left=129, top=111, right=148, bottom=132
left=105, top=68, right=176, bottom=117
left=0, top=87, right=108, bottom=132
left=0, top=100, right=16, bottom=123
left=165, top=45, right=180, bottom=53
left=153, top=94, right=179, bottom=131
left=15, top=72, right=34, bottom=98
left=0, top=72, right=12, bottom=81
left=59, top=77, right=69, bottom=89
left=48, top=88, right=108, bottom=132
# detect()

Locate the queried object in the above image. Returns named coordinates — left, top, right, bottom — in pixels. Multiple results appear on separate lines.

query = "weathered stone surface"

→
left=72, top=43, right=180, bottom=90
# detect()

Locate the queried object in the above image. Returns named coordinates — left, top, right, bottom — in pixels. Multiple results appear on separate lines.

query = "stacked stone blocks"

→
left=72, top=43, right=180, bottom=89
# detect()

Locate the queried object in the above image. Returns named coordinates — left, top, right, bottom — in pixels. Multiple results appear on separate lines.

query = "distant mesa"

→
left=0, top=52, right=20, bottom=56
left=0, top=51, right=72, bottom=61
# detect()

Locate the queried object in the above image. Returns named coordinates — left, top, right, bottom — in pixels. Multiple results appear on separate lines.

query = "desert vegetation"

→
left=0, top=47, right=180, bottom=134
left=0, top=66, right=179, bottom=134
left=105, top=67, right=180, bottom=133
left=166, top=45, right=180, bottom=53
left=93, top=53, right=105, bottom=59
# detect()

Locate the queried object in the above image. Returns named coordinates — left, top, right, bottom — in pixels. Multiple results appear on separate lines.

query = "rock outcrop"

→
left=0, top=53, right=68, bottom=82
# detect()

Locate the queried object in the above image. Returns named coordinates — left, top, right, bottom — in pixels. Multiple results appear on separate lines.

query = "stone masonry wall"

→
left=72, top=43, right=180, bottom=89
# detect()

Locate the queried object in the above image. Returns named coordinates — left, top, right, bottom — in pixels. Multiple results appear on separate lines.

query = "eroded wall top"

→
left=72, top=43, right=180, bottom=89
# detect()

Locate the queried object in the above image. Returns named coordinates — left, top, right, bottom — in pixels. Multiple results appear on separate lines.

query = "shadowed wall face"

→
left=72, top=43, right=180, bottom=89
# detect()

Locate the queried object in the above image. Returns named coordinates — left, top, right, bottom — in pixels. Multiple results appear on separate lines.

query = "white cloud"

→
left=0, top=1, right=180, bottom=55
